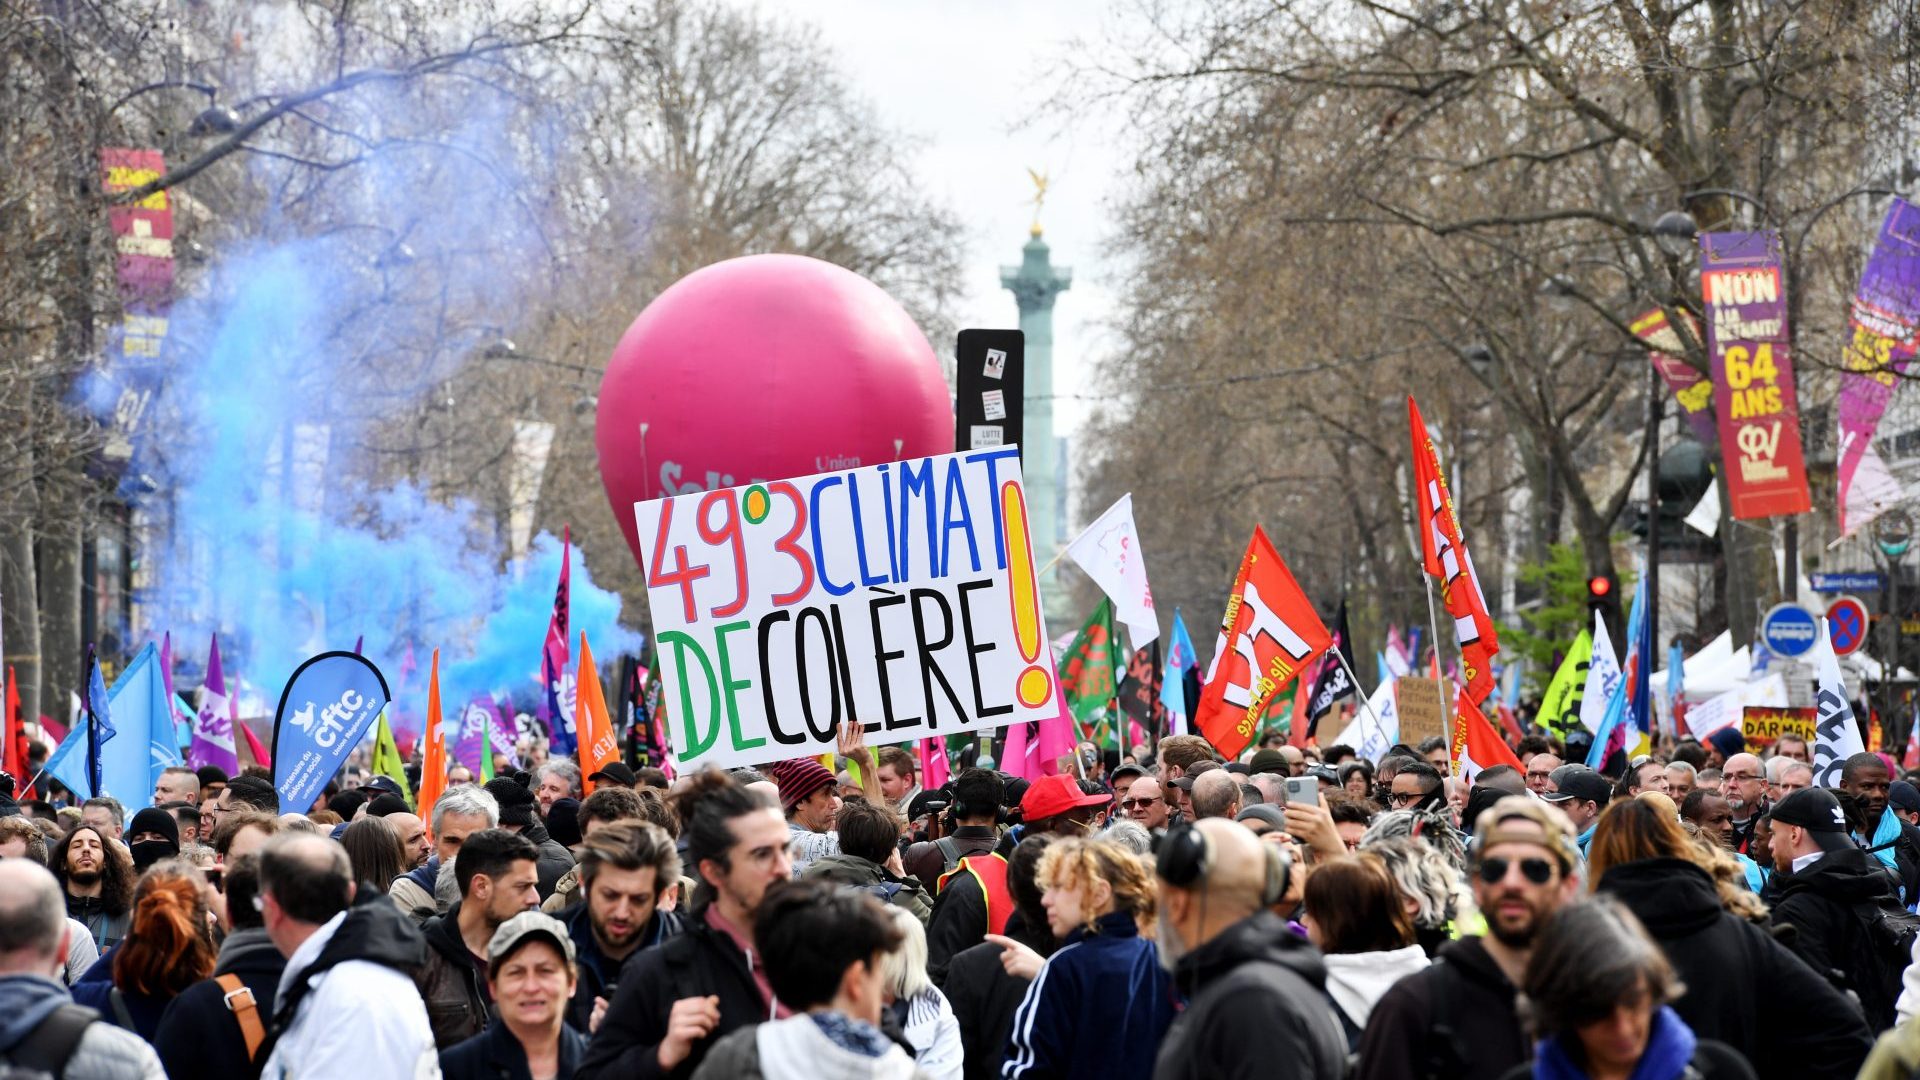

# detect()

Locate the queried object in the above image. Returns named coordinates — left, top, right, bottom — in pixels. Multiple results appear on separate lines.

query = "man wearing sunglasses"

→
left=1355, top=797, right=1581, bottom=1080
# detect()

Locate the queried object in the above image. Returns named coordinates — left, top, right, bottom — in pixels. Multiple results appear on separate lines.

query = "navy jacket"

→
left=154, top=927, right=287, bottom=1080
left=558, top=899, right=684, bottom=1032
left=1004, top=910, right=1174, bottom=1080
left=440, top=1014, right=589, bottom=1080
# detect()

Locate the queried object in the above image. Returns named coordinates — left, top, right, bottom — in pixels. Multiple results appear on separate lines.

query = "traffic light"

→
left=1587, top=576, right=1613, bottom=602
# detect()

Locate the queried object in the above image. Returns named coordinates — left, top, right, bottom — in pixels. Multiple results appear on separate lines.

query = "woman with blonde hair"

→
left=879, top=904, right=962, bottom=1080
left=1587, top=795, right=1872, bottom=1076
left=994, top=837, right=1174, bottom=1079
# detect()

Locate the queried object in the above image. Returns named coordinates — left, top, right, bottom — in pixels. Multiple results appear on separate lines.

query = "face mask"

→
left=130, top=839, right=174, bottom=870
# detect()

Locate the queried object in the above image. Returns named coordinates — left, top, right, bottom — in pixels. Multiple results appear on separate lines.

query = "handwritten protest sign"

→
left=1396, top=676, right=1447, bottom=749
left=1742, top=706, right=1816, bottom=750
left=634, top=447, right=1058, bottom=771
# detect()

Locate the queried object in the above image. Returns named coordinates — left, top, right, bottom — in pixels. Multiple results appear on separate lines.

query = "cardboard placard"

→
left=1742, top=705, right=1817, bottom=750
left=1396, top=676, right=1448, bottom=749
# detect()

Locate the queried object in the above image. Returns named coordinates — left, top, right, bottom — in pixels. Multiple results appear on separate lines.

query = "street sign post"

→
left=1810, top=572, right=1885, bottom=593
left=1760, top=603, right=1819, bottom=659
left=1826, top=596, right=1869, bottom=656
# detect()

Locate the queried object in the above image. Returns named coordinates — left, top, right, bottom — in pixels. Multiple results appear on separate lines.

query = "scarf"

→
left=1533, top=1006, right=1696, bottom=1080
left=809, top=1012, right=895, bottom=1058
left=1861, top=806, right=1903, bottom=895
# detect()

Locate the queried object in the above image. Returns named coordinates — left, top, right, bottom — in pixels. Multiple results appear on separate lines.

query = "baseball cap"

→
left=1476, top=795, right=1581, bottom=872
left=1021, top=774, right=1112, bottom=822
left=588, top=762, right=637, bottom=787
left=362, top=775, right=407, bottom=800
left=1249, top=749, right=1288, bottom=775
left=1541, top=765, right=1610, bottom=807
left=1111, top=763, right=1147, bottom=784
left=1169, top=776, right=1196, bottom=792
left=763, top=758, right=836, bottom=811
left=1890, top=780, right=1920, bottom=814
left=487, top=910, right=576, bottom=966
left=1766, top=787, right=1855, bottom=852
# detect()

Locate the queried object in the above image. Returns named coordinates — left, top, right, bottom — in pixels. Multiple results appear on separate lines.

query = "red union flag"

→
left=1408, top=396, right=1500, bottom=705
left=1193, top=527, right=1332, bottom=759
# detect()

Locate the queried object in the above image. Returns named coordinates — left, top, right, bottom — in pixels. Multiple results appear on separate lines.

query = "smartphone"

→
left=1283, top=776, right=1318, bottom=805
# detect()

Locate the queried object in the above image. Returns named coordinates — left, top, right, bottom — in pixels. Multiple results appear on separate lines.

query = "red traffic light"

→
left=1588, top=576, right=1613, bottom=598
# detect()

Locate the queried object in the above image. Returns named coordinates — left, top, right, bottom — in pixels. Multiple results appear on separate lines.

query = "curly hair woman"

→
left=994, top=837, right=1174, bottom=1080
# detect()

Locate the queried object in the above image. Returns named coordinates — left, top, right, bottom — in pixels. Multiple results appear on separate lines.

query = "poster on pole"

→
left=634, top=447, right=1058, bottom=771
left=1698, top=231, right=1811, bottom=519
left=1396, top=676, right=1448, bottom=748
left=1837, top=199, right=1920, bottom=535
left=1631, top=308, right=1717, bottom=447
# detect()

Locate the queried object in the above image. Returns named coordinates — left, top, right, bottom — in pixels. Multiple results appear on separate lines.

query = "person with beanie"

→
left=1704, top=727, right=1744, bottom=771
left=484, top=777, right=575, bottom=901
left=546, top=798, right=583, bottom=850
left=125, top=807, right=181, bottom=872
left=766, top=757, right=846, bottom=875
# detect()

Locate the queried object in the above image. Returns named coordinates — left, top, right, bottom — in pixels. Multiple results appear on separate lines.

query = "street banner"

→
left=1810, top=617, right=1867, bottom=788
left=1741, top=706, right=1817, bottom=750
left=1193, top=527, right=1332, bottom=760
left=543, top=526, right=576, bottom=754
left=1329, top=679, right=1399, bottom=763
left=98, top=148, right=174, bottom=462
left=1578, top=612, right=1622, bottom=736
left=634, top=447, right=1058, bottom=772
left=576, top=633, right=619, bottom=794
left=1408, top=396, right=1500, bottom=702
left=1395, top=676, right=1448, bottom=749
left=1159, top=609, right=1198, bottom=736
left=272, top=652, right=391, bottom=813
left=416, top=649, right=447, bottom=822
left=1631, top=308, right=1717, bottom=446
left=1453, top=684, right=1522, bottom=779
left=1537, top=630, right=1592, bottom=737
left=189, top=634, right=241, bottom=775
left=1698, top=231, right=1811, bottom=519
left=1838, top=200, right=1920, bottom=535
left=1066, top=494, right=1159, bottom=653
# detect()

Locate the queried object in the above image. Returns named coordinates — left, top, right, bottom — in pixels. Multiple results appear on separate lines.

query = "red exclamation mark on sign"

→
left=1001, top=481, right=1052, bottom=708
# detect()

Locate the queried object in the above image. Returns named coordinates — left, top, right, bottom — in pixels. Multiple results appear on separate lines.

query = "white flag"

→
left=1328, top=679, right=1399, bottom=763
left=1065, top=494, right=1159, bottom=652
left=1811, top=616, right=1868, bottom=788
left=1578, top=610, right=1622, bottom=735
left=1683, top=478, right=1721, bottom=538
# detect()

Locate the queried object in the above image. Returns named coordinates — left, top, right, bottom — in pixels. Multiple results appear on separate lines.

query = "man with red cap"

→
left=924, top=773, right=1109, bottom=981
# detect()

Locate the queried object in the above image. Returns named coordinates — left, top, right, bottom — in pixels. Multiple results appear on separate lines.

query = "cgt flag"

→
left=1453, top=683, right=1523, bottom=780
left=1408, top=396, right=1500, bottom=703
left=543, top=527, right=577, bottom=755
left=272, top=652, right=391, bottom=813
left=1193, top=527, right=1332, bottom=761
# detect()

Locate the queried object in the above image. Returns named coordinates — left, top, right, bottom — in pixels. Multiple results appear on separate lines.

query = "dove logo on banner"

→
left=272, top=651, right=391, bottom=812
left=1066, top=494, right=1159, bottom=653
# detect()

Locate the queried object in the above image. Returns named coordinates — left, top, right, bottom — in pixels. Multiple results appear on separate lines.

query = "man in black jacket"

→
left=944, top=834, right=1057, bottom=1080
left=902, top=768, right=1002, bottom=886
left=155, top=855, right=285, bottom=1079
left=1767, top=785, right=1911, bottom=1029
left=1152, top=818, right=1346, bottom=1080
left=485, top=777, right=575, bottom=901
left=417, top=828, right=542, bottom=1048
left=1593, top=851, right=1872, bottom=1078
left=1357, top=797, right=1582, bottom=1080
left=1841, top=752, right=1920, bottom=903
left=575, top=772, right=793, bottom=1080
left=560, top=821, right=685, bottom=1032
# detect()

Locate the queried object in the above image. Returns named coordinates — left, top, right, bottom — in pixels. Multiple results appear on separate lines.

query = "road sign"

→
left=1826, top=596, right=1870, bottom=656
left=1810, top=572, right=1884, bottom=593
left=1760, top=603, right=1820, bottom=658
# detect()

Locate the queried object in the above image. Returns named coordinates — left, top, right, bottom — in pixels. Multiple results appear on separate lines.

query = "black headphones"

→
left=1156, top=823, right=1290, bottom=906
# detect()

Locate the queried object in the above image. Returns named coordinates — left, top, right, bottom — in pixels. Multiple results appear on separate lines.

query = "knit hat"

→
left=1706, top=727, right=1746, bottom=760
left=484, top=777, right=538, bottom=827
left=546, top=798, right=582, bottom=848
left=127, top=806, right=180, bottom=849
left=765, top=757, right=836, bottom=810
left=1249, top=749, right=1288, bottom=775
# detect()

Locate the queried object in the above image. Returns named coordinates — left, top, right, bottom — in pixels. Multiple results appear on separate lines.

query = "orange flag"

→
left=1193, top=527, right=1333, bottom=760
left=1409, top=396, right=1500, bottom=704
left=576, top=633, right=618, bottom=795
left=415, top=649, right=447, bottom=828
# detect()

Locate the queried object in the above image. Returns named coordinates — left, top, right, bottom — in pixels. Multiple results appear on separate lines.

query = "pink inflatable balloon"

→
left=597, top=254, right=954, bottom=567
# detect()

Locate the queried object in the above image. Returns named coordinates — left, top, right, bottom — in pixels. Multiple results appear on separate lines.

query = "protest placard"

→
left=1742, top=706, right=1817, bottom=750
left=633, top=447, right=1058, bottom=771
left=1396, top=676, right=1447, bottom=748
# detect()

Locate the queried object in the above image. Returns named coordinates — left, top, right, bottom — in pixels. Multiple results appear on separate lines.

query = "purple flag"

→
left=453, top=694, right=494, bottom=776
left=1838, top=199, right=1920, bottom=534
left=189, top=634, right=241, bottom=775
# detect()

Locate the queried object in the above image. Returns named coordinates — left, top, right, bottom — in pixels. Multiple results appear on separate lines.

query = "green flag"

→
left=371, top=712, right=413, bottom=807
left=1537, top=629, right=1592, bottom=736
left=1058, top=599, right=1121, bottom=730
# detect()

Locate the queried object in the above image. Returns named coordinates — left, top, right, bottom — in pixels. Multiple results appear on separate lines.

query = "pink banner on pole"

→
left=1838, top=199, right=1920, bottom=535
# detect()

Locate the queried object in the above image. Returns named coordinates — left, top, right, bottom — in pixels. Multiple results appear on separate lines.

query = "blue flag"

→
left=47, top=643, right=181, bottom=804
left=1588, top=585, right=1650, bottom=769
left=1159, top=609, right=1198, bottom=736
left=1667, top=640, right=1686, bottom=711
left=272, top=651, right=391, bottom=812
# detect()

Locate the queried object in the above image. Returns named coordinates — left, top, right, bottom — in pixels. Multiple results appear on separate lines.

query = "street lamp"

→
left=1652, top=210, right=1698, bottom=258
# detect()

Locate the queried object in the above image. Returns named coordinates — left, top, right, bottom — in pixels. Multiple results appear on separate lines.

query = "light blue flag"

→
left=46, top=643, right=183, bottom=805
left=1377, top=651, right=1393, bottom=688
left=1160, top=609, right=1198, bottom=736
left=1667, top=641, right=1686, bottom=710
left=1587, top=585, right=1646, bottom=769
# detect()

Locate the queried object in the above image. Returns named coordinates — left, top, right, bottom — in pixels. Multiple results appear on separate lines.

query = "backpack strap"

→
left=217, top=973, right=267, bottom=1062
left=934, top=837, right=961, bottom=877
left=106, top=987, right=136, bottom=1033
left=3, top=1002, right=98, bottom=1077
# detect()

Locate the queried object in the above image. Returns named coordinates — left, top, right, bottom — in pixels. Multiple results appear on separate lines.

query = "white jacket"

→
left=1320, top=944, right=1430, bottom=1032
left=259, top=911, right=441, bottom=1080
left=901, top=987, right=963, bottom=1080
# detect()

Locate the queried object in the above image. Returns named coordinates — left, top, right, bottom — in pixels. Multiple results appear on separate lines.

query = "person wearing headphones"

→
left=1150, top=818, right=1347, bottom=1080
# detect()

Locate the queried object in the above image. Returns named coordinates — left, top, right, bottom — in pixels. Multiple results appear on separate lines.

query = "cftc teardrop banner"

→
left=1699, top=230, right=1811, bottom=520
left=272, top=651, right=392, bottom=811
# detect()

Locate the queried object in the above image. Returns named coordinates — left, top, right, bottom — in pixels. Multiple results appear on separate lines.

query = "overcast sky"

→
left=734, top=0, right=1131, bottom=443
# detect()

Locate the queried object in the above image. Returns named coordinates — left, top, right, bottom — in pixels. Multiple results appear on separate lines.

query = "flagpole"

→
left=1333, top=649, right=1389, bottom=746
left=1420, top=576, right=1450, bottom=760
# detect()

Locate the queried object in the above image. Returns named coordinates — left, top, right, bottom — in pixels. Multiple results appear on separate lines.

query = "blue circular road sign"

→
left=1761, top=603, right=1820, bottom=658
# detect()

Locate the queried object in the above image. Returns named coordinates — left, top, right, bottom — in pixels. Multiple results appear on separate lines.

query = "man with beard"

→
left=1355, top=797, right=1582, bottom=1080
left=1841, top=752, right=1920, bottom=903
left=415, top=828, right=542, bottom=1048
left=559, top=821, right=683, bottom=1032
left=1150, top=818, right=1346, bottom=1080
left=51, top=826, right=133, bottom=950
left=1722, top=753, right=1769, bottom=856
left=386, top=811, right=433, bottom=869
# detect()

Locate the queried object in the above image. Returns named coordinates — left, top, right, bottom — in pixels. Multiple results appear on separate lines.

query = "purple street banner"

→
left=271, top=651, right=392, bottom=812
left=98, top=149, right=173, bottom=461
left=1699, top=231, right=1811, bottom=519
left=1631, top=308, right=1717, bottom=446
left=1838, top=199, right=1920, bottom=534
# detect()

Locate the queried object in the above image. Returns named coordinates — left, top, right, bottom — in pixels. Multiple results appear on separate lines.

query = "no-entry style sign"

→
left=1826, top=596, right=1870, bottom=656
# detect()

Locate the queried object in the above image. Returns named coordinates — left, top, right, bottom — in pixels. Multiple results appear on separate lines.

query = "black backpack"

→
left=0, top=1004, right=97, bottom=1080
left=1856, top=901, right=1920, bottom=961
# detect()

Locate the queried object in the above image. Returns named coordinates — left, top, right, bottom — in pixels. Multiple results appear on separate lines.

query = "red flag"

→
left=1193, top=527, right=1333, bottom=760
left=1452, top=684, right=1523, bottom=780
left=1408, top=396, right=1500, bottom=704
left=3, top=666, right=25, bottom=784
left=239, top=722, right=272, bottom=770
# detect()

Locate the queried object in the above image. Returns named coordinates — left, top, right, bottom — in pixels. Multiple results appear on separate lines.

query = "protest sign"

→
left=1396, top=676, right=1448, bottom=748
left=1837, top=200, right=1920, bottom=535
left=1742, top=706, right=1817, bottom=750
left=1682, top=672, right=1788, bottom=740
left=634, top=446, right=1057, bottom=771
left=1699, top=231, right=1811, bottom=519
left=272, top=651, right=391, bottom=812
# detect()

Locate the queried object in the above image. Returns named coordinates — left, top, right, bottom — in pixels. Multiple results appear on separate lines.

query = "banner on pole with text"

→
left=271, top=652, right=392, bottom=812
left=1699, top=231, right=1811, bottom=519
left=634, top=447, right=1057, bottom=771
left=1191, top=527, right=1332, bottom=761
left=1838, top=199, right=1920, bottom=535
left=1631, top=308, right=1717, bottom=447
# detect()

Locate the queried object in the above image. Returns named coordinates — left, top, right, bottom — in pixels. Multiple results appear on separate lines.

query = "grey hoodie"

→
left=0, top=973, right=165, bottom=1080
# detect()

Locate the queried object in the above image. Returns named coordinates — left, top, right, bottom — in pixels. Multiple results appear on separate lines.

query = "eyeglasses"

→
left=1477, top=856, right=1555, bottom=885
left=1723, top=772, right=1762, bottom=783
left=1120, top=797, right=1159, bottom=810
left=1387, top=791, right=1422, bottom=807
